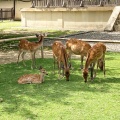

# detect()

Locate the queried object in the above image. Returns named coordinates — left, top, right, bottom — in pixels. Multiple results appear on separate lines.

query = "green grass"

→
left=0, top=20, right=77, bottom=51
left=0, top=20, right=21, bottom=31
left=0, top=52, right=120, bottom=120
left=0, top=20, right=76, bottom=39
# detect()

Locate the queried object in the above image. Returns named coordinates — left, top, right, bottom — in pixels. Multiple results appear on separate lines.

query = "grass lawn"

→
left=0, top=20, right=76, bottom=39
left=0, top=52, right=120, bottom=120
left=0, top=20, right=77, bottom=51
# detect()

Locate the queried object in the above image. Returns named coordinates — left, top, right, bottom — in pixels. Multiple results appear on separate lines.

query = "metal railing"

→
left=31, top=0, right=120, bottom=8
left=0, top=8, right=14, bottom=21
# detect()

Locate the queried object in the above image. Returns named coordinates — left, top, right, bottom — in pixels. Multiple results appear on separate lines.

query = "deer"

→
left=66, top=38, right=91, bottom=69
left=52, top=41, right=70, bottom=81
left=83, top=42, right=106, bottom=83
left=17, top=33, right=46, bottom=69
left=18, top=66, right=48, bottom=84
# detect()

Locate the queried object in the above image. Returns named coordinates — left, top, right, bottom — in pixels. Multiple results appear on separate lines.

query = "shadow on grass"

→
left=0, top=58, right=119, bottom=119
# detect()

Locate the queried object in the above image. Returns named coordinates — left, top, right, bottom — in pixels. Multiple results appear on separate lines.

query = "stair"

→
left=104, top=6, right=120, bottom=31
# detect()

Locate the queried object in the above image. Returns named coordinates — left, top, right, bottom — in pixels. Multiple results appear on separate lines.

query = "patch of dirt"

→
left=0, top=49, right=79, bottom=65
left=0, top=50, right=53, bottom=64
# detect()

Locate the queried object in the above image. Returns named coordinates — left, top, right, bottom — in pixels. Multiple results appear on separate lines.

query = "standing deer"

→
left=83, top=42, right=106, bottom=83
left=18, top=66, right=48, bottom=84
left=66, top=38, right=91, bottom=69
left=17, top=33, right=46, bottom=69
left=52, top=41, right=70, bottom=81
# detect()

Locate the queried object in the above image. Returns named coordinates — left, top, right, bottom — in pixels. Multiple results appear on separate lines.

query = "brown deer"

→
left=66, top=38, right=91, bottom=69
left=52, top=41, right=70, bottom=81
left=83, top=42, right=106, bottom=83
left=18, top=66, right=48, bottom=84
left=17, top=33, right=46, bottom=69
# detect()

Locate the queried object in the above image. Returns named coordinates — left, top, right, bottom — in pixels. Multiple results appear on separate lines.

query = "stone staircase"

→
left=104, top=6, right=120, bottom=32
left=113, top=13, right=120, bottom=31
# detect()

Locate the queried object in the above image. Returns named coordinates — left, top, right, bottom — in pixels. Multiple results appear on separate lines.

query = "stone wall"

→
left=21, top=7, right=113, bottom=31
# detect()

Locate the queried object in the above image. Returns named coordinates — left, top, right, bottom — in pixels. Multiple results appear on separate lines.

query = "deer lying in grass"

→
left=66, top=38, right=91, bottom=69
left=52, top=41, right=70, bottom=81
left=18, top=66, right=48, bottom=84
left=17, top=33, right=46, bottom=69
left=83, top=42, right=106, bottom=83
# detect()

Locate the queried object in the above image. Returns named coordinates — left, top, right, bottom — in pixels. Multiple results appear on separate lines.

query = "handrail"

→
left=31, top=0, right=120, bottom=8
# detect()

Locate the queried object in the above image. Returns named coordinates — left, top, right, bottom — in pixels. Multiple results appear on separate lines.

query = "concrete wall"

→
left=21, top=7, right=113, bottom=31
left=0, top=1, right=31, bottom=20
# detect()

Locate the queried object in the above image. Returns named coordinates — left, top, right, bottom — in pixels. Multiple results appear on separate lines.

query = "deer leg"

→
left=61, top=63, right=64, bottom=77
left=17, top=50, right=22, bottom=64
left=21, top=52, right=26, bottom=66
left=69, top=53, right=72, bottom=67
left=103, top=54, right=106, bottom=77
left=33, top=51, right=37, bottom=68
left=90, top=63, right=94, bottom=81
left=31, top=52, right=35, bottom=69
left=58, top=61, right=62, bottom=79
left=93, top=62, right=96, bottom=79
left=68, top=52, right=73, bottom=70
left=97, top=59, right=99, bottom=70
left=80, top=55, right=84, bottom=69
left=53, top=55, right=56, bottom=74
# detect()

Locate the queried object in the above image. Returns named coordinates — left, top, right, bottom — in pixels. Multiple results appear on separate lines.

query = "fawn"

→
left=18, top=66, right=48, bottom=84
left=52, top=41, right=70, bottom=81
left=66, top=38, right=91, bottom=69
left=83, top=42, right=106, bottom=83
left=17, top=33, right=46, bottom=69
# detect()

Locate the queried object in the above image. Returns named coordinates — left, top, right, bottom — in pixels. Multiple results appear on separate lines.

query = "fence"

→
left=0, top=8, right=14, bottom=21
left=31, top=0, right=120, bottom=8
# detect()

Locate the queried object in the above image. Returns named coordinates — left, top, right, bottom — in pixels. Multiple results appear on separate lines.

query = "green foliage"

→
left=0, top=52, right=120, bottom=120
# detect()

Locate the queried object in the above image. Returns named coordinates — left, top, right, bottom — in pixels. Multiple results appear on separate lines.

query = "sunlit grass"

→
left=0, top=52, right=120, bottom=120
left=0, top=20, right=21, bottom=31
left=0, top=20, right=76, bottom=38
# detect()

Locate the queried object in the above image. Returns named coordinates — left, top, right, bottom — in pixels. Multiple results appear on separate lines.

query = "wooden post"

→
left=0, top=8, right=3, bottom=22
left=99, top=0, right=104, bottom=7
left=80, top=0, right=84, bottom=7
left=13, top=0, right=15, bottom=19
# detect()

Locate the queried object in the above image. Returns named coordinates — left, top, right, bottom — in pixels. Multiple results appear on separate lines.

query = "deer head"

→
left=83, top=69, right=88, bottom=83
left=65, top=67, right=70, bottom=81
left=39, top=66, right=48, bottom=75
left=35, top=33, right=47, bottom=42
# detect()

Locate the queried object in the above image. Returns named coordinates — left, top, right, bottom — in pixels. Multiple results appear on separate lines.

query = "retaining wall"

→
left=21, top=7, right=113, bottom=31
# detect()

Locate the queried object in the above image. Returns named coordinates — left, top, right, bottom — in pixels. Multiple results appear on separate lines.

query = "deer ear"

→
left=43, top=33, right=47, bottom=37
left=35, top=34, right=39, bottom=38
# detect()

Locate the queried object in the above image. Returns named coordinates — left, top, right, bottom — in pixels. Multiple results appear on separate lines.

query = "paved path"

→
left=62, top=31, right=120, bottom=40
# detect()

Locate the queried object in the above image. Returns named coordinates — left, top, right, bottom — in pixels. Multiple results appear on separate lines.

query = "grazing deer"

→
left=17, top=33, right=46, bottom=69
left=52, top=41, right=70, bottom=81
left=83, top=42, right=106, bottom=83
left=18, top=66, right=48, bottom=84
left=66, top=38, right=91, bottom=69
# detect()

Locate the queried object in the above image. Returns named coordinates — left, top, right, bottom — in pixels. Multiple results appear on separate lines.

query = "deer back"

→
left=52, top=41, right=70, bottom=81
left=85, top=42, right=106, bottom=68
left=18, top=33, right=46, bottom=52
left=89, top=42, right=106, bottom=61
left=52, top=41, right=64, bottom=61
left=18, top=74, right=41, bottom=84
left=66, top=38, right=91, bottom=56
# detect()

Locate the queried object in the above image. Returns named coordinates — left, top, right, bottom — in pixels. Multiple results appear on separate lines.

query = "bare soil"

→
left=0, top=49, right=80, bottom=65
left=0, top=50, right=53, bottom=64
